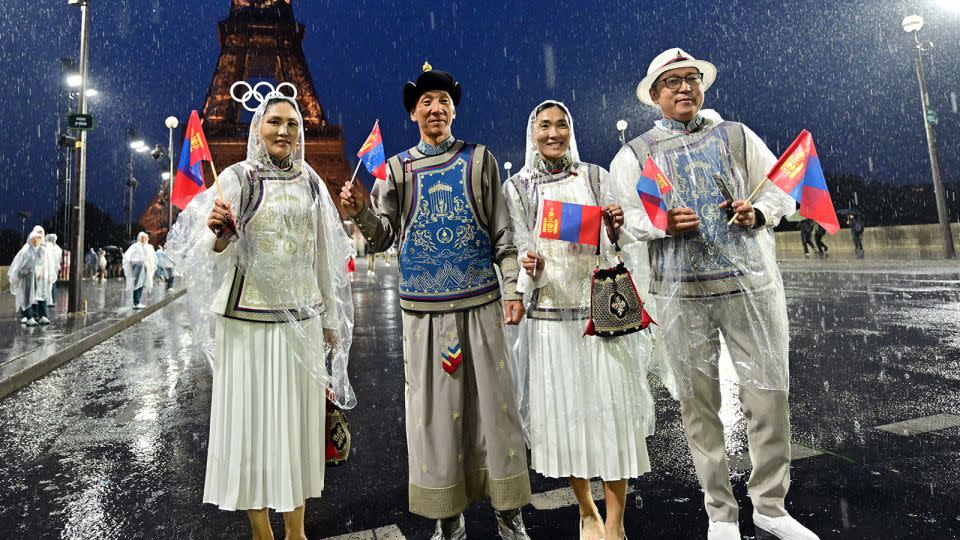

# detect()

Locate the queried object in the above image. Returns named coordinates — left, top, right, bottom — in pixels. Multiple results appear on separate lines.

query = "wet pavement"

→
left=0, top=278, right=173, bottom=368
left=1, top=258, right=959, bottom=539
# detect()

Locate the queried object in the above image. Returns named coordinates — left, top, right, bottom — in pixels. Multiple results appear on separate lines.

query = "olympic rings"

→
left=229, top=81, right=300, bottom=112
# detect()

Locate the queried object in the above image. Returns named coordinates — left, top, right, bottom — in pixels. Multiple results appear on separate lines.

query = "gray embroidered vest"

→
left=626, top=120, right=771, bottom=297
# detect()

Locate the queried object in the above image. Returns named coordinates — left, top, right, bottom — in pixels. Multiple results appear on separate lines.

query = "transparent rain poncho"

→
left=165, top=92, right=356, bottom=409
left=609, top=112, right=796, bottom=401
left=8, top=228, right=47, bottom=312
left=503, top=100, right=655, bottom=457
left=123, top=232, right=157, bottom=299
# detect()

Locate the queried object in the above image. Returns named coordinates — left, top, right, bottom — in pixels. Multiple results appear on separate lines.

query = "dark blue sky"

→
left=1, top=0, right=958, bottom=233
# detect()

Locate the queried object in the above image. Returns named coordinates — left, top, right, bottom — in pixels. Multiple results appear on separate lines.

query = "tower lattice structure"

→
left=141, top=0, right=361, bottom=242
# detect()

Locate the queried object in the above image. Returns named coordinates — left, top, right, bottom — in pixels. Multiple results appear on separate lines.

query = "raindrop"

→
left=543, top=43, right=556, bottom=89
left=951, top=92, right=958, bottom=114
left=429, top=12, right=435, bottom=30
left=867, top=156, right=874, bottom=172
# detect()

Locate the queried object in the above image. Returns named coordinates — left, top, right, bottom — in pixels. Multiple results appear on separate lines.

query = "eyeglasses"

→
left=656, top=73, right=704, bottom=90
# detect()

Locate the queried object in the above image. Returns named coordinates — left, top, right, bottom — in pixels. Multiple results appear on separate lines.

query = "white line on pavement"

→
left=876, top=413, right=960, bottom=436
left=322, top=524, right=405, bottom=540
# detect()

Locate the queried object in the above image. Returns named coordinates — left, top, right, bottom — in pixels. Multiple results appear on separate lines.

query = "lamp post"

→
left=128, top=133, right=147, bottom=238
left=67, top=0, right=92, bottom=314
left=17, top=211, right=31, bottom=241
left=504, top=161, right=513, bottom=179
left=616, top=119, right=628, bottom=145
left=902, top=14, right=955, bottom=259
left=165, top=116, right=179, bottom=234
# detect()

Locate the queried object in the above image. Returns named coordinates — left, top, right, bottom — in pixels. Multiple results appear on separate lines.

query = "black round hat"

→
left=402, top=62, right=462, bottom=112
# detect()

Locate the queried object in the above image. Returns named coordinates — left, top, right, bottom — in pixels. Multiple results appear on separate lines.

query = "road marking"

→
left=322, top=524, right=405, bottom=540
left=876, top=413, right=960, bottom=436
left=728, top=442, right=826, bottom=472
left=530, top=480, right=636, bottom=511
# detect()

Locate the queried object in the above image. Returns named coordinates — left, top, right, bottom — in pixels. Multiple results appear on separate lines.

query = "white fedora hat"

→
left=636, top=48, right=717, bottom=107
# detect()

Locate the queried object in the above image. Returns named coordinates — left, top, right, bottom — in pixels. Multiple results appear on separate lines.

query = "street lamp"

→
left=616, top=119, right=628, bottom=145
left=66, top=0, right=92, bottom=314
left=164, top=116, right=179, bottom=234
left=66, top=73, right=82, bottom=88
left=17, top=211, right=31, bottom=241
left=902, top=14, right=956, bottom=258
left=126, top=129, right=148, bottom=238
left=504, top=161, right=513, bottom=179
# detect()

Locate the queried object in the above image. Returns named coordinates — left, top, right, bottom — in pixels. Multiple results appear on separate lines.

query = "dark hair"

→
left=534, top=101, right=569, bottom=117
left=263, top=97, right=295, bottom=114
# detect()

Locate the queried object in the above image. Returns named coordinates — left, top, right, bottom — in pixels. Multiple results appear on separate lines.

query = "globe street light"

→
left=504, top=161, right=513, bottom=179
left=616, top=119, right=628, bottom=145
left=164, top=115, right=179, bottom=234
left=66, top=73, right=82, bottom=88
left=902, top=14, right=956, bottom=258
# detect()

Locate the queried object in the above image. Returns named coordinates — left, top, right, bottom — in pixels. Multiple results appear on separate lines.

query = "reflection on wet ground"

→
left=0, top=279, right=171, bottom=367
left=0, top=259, right=958, bottom=539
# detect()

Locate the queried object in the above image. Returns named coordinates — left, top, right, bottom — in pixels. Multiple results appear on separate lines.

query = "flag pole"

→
left=727, top=177, right=769, bottom=225
left=208, top=159, right=225, bottom=200
left=346, top=160, right=363, bottom=187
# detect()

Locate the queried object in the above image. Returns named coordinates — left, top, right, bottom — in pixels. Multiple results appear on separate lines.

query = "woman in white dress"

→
left=123, top=231, right=157, bottom=309
left=166, top=88, right=354, bottom=540
left=502, top=101, right=655, bottom=540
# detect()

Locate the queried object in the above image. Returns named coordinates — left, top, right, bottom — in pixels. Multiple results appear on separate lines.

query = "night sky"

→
left=0, top=0, right=958, bottom=237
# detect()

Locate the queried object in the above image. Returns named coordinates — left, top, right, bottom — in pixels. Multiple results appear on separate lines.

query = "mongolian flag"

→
left=539, top=200, right=603, bottom=246
left=171, top=110, right=213, bottom=209
left=357, top=120, right=387, bottom=180
left=636, top=156, right=673, bottom=232
left=767, top=130, right=839, bottom=234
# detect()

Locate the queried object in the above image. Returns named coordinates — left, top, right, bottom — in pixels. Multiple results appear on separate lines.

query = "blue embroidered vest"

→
left=397, top=143, right=499, bottom=309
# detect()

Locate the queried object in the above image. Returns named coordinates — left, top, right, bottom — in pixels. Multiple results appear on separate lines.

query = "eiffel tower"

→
left=140, top=0, right=361, bottom=242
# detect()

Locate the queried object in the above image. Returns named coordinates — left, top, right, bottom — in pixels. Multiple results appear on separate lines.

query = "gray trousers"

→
left=402, top=301, right=531, bottom=519
left=680, top=367, right=791, bottom=522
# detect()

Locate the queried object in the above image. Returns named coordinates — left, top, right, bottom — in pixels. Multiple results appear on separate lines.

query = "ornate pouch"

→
left=584, top=220, right=655, bottom=338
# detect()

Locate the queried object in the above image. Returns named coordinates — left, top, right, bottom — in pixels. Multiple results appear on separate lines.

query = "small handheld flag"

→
left=636, top=157, right=673, bottom=232
left=767, top=130, right=839, bottom=234
left=172, top=110, right=214, bottom=209
left=356, top=120, right=387, bottom=180
left=539, top=200, right=603, bottom=246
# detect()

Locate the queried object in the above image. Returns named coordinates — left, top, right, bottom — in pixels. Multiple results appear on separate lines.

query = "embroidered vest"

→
left=626, top=121, right=770, bottom=297
left=396, top=143, right=499, bottom=310
left=222, top=164, right=326, bottom=323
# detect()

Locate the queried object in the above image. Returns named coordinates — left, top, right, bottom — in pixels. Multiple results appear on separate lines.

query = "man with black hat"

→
left=610, top=48, right=819, bottom=540
left=341, top=63, right=531, bottom=540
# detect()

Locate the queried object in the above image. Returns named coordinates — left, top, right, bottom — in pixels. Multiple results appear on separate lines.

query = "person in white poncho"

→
left=610, top=48, right=818, bottom=540
left=502, top=100, right=655, bottom=540
left=123, top=231, right=157, bottom=309
left=9, top=227, right=52, bottom=326
left=165, top=87, right=355, bottom=540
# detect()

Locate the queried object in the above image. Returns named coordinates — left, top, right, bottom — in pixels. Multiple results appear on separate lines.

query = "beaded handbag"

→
left=583, top=220, right=655, bottom=338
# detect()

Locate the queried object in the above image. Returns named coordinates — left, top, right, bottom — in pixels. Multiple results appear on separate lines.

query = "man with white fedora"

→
left=609, top=48, right=819, bottom=540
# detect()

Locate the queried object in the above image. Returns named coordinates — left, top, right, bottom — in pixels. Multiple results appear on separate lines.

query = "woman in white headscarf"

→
left=123, top=231, right=157, bottom=309
left=165, top=88, right=355, bottom=540
left=502, top=100, right=655, bottom=540
left=9, top=227, right=50, bottom=326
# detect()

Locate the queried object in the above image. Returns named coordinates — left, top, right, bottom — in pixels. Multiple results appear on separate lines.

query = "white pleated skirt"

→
left=528, top=319, right=654, bottom=481
left=203, top=317, right=325, bottom=512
